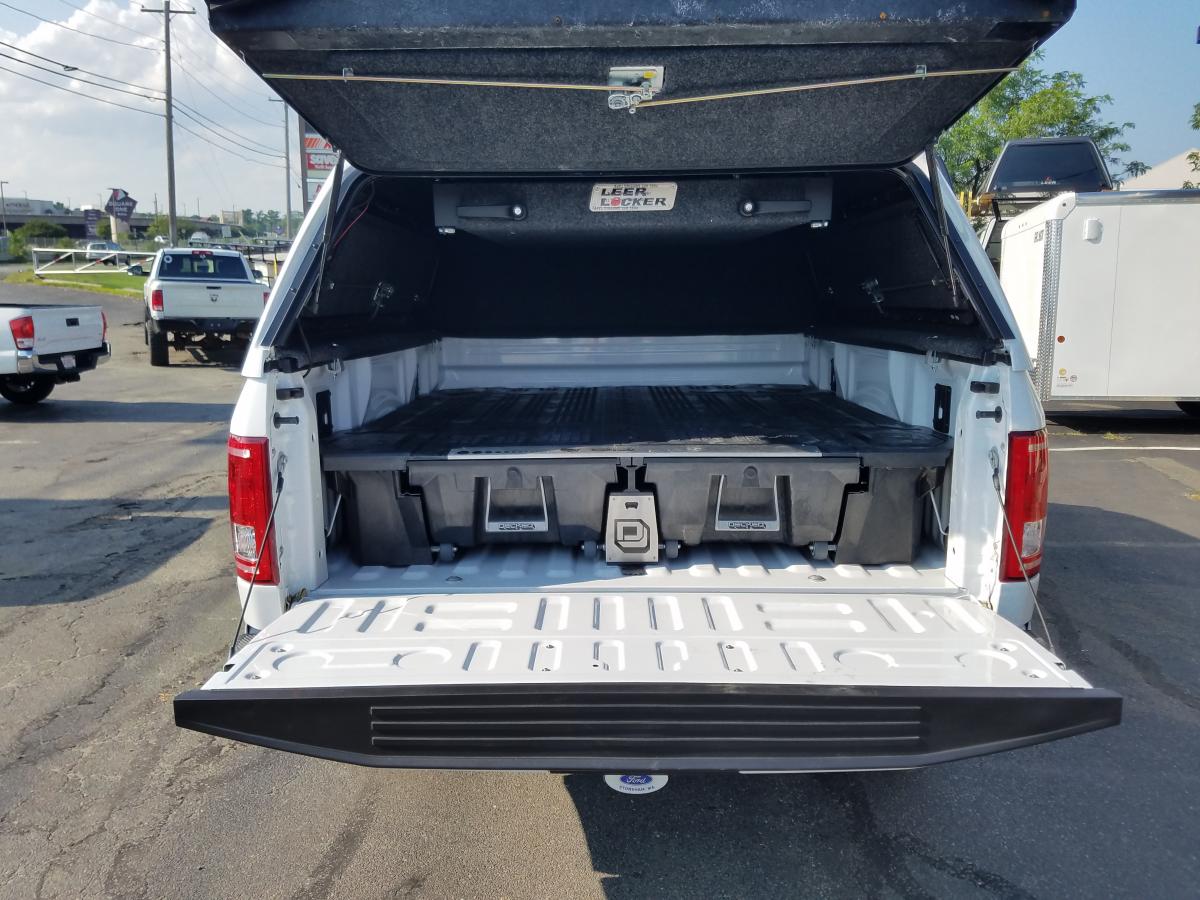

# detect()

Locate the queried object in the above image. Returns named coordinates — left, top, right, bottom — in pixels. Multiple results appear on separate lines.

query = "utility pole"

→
left=268, top=97, right=293, bottom=239
left=0, top=181, right=8, bottom=237
left=142, top=2, right=194, bottom=246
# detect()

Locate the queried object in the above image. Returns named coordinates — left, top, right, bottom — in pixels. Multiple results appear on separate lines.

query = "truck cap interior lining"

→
left=277, top=169, right=1000, bottom=364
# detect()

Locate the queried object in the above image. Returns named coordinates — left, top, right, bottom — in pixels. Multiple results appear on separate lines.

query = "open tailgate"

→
left=206, top=0, right=1075, bottom=175
left=177, top=591, right=1119, bottom=771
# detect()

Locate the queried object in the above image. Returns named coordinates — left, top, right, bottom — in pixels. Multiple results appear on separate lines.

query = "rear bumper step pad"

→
left=175, top=683, right=1121, bottom=772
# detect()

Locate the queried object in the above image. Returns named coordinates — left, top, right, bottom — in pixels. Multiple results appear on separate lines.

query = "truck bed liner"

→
left=321, top=384, right=950, bottom=469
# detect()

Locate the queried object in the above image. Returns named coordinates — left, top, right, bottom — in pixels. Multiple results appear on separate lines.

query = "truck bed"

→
left=321, top=384, right=950, bottom=469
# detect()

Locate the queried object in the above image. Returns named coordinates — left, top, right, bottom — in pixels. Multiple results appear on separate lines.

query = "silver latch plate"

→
left=605, top=491, right=660, bottom=564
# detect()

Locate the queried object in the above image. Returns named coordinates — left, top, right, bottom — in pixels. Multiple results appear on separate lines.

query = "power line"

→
left=173, top=54, right=278, bottom=126
left=172, top=97, right=280, bottom=154
left=51, top=0, right=161, bottom=42
left=0, top=2, right=159, bottom=51
left=0, top=49, right=163, bottom=101
left=174, top=120, right=285, bottom=170
left=0, top=39, right=279, bottom=165
left=174, top=15, right=276, bottom=104
left=175, top=41, right=271, bottom=99
left=178, top=71, right=236, bottom=210
left=0, top=62, right=163, bottom=116
left=0, top=39, right=162, bottom=93
left=173, top=104, right=284, bottom=159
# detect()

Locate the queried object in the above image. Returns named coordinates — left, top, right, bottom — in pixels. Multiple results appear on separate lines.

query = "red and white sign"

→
left=305, top=150, right=338, bottom=171
left=303, top=133, right=333, bottom=153
left=299, top=119, right=335, bottom=211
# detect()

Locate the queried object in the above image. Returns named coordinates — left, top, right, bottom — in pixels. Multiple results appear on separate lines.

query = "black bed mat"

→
left=321, top=385, right=950, bottom=470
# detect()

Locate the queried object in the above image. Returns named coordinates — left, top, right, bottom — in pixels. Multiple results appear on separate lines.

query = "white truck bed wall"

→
left=241, top=335, right=1034, bottom=632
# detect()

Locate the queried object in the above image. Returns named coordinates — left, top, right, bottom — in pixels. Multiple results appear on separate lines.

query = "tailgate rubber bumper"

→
left=174, top=683, right=1121, bottom=772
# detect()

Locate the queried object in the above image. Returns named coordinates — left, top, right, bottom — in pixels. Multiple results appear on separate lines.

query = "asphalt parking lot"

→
left=1, top=282, right=1198, bottom=900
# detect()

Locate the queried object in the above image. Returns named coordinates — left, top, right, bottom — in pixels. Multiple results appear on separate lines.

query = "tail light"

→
left=150, top=289, right=164, bottom=312
left=1001, top=429, right=1049, bottom=581
left=263, top=290, right=270, bottom=304
left=9, top=315, right=34, bottom=350
left=228, top=434, right=277, bottom=584
left=101, top=310, right=108, bottom=343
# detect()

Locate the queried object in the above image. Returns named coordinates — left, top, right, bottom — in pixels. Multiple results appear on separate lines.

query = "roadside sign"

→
left=83, top=209, right=101, bottom=238
left=103, top=188, right=137, bottom=222
left=300, top=119, right=334, bottom=212
left=305, top=150, right=337, bottom=171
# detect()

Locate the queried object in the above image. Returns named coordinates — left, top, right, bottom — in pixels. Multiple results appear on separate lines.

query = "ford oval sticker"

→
left=604, top=774, right=669, bottom=795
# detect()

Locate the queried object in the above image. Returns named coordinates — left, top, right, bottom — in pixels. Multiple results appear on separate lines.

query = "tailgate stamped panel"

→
left=179, top=592, right=1120, bottom=770
left=207, top=592, right=1086, bottom=691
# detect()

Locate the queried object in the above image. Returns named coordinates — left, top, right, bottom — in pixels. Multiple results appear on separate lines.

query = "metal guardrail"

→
left=31, top=247, right=156, bottom=276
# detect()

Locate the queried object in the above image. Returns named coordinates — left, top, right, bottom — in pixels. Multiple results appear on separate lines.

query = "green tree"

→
left=146, top=214, right=170, bottom=238
left=96, top=218, right=112, bottom=240
left=1184, top=102, right=1200, bottom=190
left=938, top=53, right=1135, bottom=196
left=10, top=221, right=67, bottom=259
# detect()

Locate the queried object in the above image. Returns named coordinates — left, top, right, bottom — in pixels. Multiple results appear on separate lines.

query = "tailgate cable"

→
left=226, top=453, right=287, bottom=660
left=989, top=449, right=1055, bottom=654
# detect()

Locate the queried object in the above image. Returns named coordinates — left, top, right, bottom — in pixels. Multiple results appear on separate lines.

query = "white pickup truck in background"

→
left=0, top=303, right=109, bottom=404
left=141, top=247, right=269, bottom=367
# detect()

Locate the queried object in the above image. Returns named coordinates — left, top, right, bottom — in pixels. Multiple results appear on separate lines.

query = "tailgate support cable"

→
left=226, top=453, right=287, bottom=660
left=989, top=449, right=1055, bottom=654
left=924, top=144, right=962, bottom=310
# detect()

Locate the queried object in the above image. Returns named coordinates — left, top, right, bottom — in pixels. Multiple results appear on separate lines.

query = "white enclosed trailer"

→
left=1000, top=190, right=1200, bottom=412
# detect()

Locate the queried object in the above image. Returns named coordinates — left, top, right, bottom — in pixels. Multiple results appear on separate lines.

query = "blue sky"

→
left=0, top=2, right=1195, bottom=212
left=1039, top=0, right=1199, bottom=167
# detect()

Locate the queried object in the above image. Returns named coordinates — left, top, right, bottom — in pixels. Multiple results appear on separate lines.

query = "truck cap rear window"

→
left=160, top=254, right=248, bottom=280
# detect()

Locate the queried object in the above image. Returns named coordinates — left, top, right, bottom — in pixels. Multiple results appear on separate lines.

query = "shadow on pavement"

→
left=1046, top=405, right=1200, bottom=436
left=169, top=343, right=247, bottom=371
left=562, top=770, right=1040, bottom=899
left=561, top=502, right=1199, bottom=898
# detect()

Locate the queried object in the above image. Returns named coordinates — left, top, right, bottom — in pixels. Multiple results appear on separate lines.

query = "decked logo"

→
left=589, top=182, right=677, bottom=212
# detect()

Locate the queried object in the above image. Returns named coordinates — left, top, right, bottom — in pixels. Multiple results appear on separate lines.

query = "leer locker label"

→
left=590, top=182, right=677, bottom=212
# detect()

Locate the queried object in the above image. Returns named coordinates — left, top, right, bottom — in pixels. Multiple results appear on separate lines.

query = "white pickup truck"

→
left=142, top=247, right=268, bottom=366
left=0, top=303, right=109, bottom=404
left=177, top=0, right=1120, bottom=787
